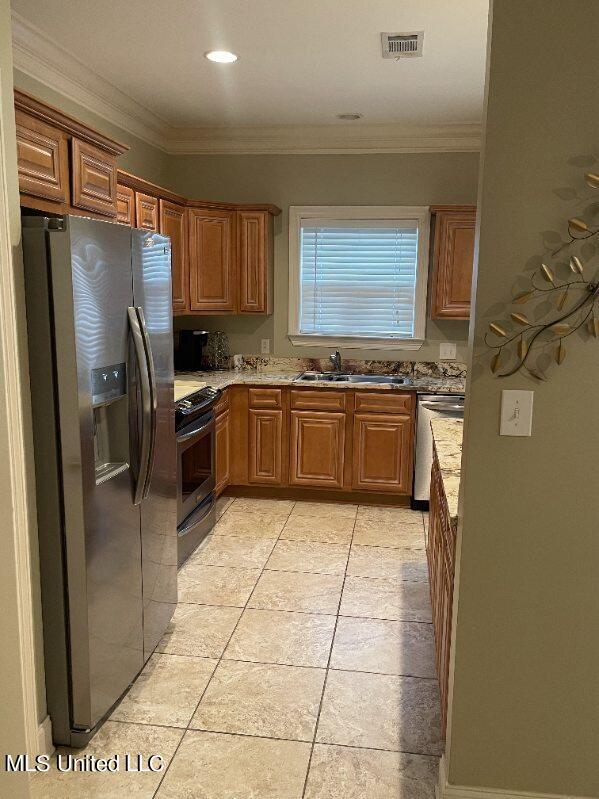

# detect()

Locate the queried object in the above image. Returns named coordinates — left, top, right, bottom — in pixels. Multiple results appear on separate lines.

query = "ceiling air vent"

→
left=381, top=31, right=424, bottom=59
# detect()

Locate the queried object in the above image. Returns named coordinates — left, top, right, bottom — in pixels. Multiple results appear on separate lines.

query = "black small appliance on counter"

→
left=175, top=329, right=209, bottom=371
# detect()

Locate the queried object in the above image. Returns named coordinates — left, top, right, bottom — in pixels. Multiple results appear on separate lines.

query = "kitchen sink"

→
left=296, top=371, right=411, bottom=385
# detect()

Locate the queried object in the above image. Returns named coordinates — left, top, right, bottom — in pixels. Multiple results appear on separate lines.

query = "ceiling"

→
left=11, top=0, right=489, bottom=153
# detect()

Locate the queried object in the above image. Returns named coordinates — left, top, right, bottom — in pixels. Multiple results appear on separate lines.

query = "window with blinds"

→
left=299, top=220, right=419, bottom=338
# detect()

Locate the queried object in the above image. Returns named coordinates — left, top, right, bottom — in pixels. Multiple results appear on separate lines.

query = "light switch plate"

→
left=440, top=342, right=457, bottom=360
left=500, top=390, right=534, bottom=436
left=261, top=339, right=270, bottom=355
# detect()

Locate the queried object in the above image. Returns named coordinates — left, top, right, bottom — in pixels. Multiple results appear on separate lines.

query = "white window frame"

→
left=288, top=205, right=430, bottom=350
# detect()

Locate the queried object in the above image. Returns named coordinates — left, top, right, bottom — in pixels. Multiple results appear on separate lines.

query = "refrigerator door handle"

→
left=137, top=306, right=158, bottom=496
left=128, top=306, right=154, bottom=505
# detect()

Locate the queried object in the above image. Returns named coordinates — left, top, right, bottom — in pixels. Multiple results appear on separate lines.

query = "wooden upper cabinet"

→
left=116, top=184, right=135, bottom=225
left=352, top=413, right=414, bottom=494
left=160, top=200, right=189, bottom=313
left=430, top=207, right=476, bottom=319
left=248, top=408, right=283, bottom=485
left=15, top=110, right=69, bottom=204
left=135, top=192, right=159, bottom=232
left=289, top=410, right=345, bottom=489
left=71, top=138, right=117, bottom=217
left=188, top=208, right=236, bottom=312
left=237, top=210, right=271, bottom=314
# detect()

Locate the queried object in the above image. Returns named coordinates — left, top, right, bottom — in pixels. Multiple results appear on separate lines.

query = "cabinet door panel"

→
left=249, top=409, right=282, bottom=484
left=289, top=411, right=345, bottom=488
left=352, top=413, right=413, bottom=493
left=15, top=110, right=69, bottom=204
left=215, top=408, right=230, bottom=496
left=189, top=209, right=236, bottom=312
left=238, top=210, right=269, bottom=313
left=160, top=200, right=189, bottom=312
left=71, top=138, right=117, bottom=217
left=116, top=184, right=135, bottom=225
left=135, top=192, right=159, bottom=232
left=431, top=209, right=476, bottom=319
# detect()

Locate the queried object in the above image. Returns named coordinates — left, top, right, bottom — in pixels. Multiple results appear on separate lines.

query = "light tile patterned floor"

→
left=30, top=496, right=441, bottom=799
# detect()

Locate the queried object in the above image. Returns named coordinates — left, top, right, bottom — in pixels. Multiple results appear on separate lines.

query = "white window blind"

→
left=299, top=219, right=420, bottom=338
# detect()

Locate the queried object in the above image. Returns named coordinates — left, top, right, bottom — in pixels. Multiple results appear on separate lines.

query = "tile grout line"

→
left=151, top=497, right=297, bottom=798
left=300, top=505, right=358, bottom=798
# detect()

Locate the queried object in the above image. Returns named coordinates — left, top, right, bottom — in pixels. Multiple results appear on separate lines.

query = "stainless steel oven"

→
left=175, top=386, right=221, bottom=565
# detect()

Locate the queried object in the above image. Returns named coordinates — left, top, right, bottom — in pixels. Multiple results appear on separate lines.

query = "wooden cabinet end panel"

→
left=352, top=413, right=414, bottom=494
left=215, top=408, right=231, bottom=496
left=289, top=410, right=346, bottom=489
left=71, top=138, right=117, bottom=217
left=15, top=110, right=69, bottom=204
left=431, top=209, right=476, bottom=320
left=249, top=409, right=283, bottom=484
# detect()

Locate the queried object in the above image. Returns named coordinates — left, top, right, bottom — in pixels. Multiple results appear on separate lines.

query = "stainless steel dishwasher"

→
left=411, top=394, right=465, bottom=509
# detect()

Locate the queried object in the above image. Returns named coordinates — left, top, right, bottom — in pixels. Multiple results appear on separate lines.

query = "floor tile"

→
left=111, top=654, right=217, bottom=727
left=340, top=576, right=432, bottom=622
left=249, top=569, right=344, bottom=614
left=224, top=608, right=336, bottom=667
left=330, top=617, right=436, bottom=677
left=353, top=517, right=426, bottom=549
left=30, top=721, right=182, bottom=799
left=191, top=660, right=325, bottom=740
left=280, top=515, right=354, bottom=544
left=316, top=671, right=443, bottom=754
left=192, top=534, right=276, bottom=569
left=215, top=495, right=234, bottom=520
left=213, top=509, right=287, bottom=539
left=158, top=603, right=242, bottom=657
left=305, top=744, right=439, bottom=799
left=231, top=497, right=295, bottom=517
left=357, top=505, right=422, bottom=523
left=177, top=564, right=260, bottom=607
left=348, top=545, right=428, bottom=581
left=265, top=539, right=350, bottom=575
left=291, top=501, right=357, bottom=519
left=156, top=730, right=310, bottom=798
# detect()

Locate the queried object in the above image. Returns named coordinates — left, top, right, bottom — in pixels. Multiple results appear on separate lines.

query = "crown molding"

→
left=11, top=10, right=482, bottom=156
left=11, top=11, right=169, bottom=151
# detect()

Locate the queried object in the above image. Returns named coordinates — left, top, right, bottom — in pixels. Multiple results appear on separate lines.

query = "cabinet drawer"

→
left=214, top=389, right=229, bottom=416
left=249, top=388, right=282, bottom=408
left=15, top=110, right=69, bottom=204
left=290, top=389, right=346, bottom=412
left=71, top=138, right=117, bottom=217
left=354, top=391, right=414, bottom=415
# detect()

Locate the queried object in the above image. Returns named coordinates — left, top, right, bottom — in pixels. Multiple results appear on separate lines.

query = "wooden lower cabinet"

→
left=289, top=410, right=346, bottom=489
left=249, top=408, right=283, bottom=484
left=214, top=408, right=230, bottom=496
left=427, top=446, right=457, bottom=737
left=352, top=413, right=413, bottom=493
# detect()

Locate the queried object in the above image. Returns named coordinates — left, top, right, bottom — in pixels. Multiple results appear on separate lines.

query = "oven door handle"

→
left=128, top=306, right=153, bottom=505
left=176, top=413, right=215, bottom=445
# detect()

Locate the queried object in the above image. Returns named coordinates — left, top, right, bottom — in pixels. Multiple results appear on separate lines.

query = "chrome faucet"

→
left=329, top=350, right=342, bottom=373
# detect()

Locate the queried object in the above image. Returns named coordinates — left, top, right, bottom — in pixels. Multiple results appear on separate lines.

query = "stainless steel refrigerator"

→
left=22, top=215, right=177, bottom=747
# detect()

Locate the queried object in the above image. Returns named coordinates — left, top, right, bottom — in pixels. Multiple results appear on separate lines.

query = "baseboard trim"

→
left=437, top=756, right=590, bottom=799
left=37, top=715, right=54, bottom=757
left=223, top=484, right=411, bottom=507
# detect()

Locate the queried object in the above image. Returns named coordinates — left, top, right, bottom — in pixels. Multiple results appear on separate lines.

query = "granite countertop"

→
left=174, top=369, right=466, bottom=401
left=430, top=417, right=463, bottom=524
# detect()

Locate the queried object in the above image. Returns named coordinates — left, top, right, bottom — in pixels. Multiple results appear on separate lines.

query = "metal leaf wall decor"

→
left=485, top=170, right=599, bottom=380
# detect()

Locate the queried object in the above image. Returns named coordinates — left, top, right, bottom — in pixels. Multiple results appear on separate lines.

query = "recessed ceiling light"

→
left=205, top=50, right=238, bottom=63
left=336, top=113, right=363, bottom=121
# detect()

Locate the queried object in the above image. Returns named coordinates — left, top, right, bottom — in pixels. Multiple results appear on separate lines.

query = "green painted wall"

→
left=13, top=69, right=168, bottom=185
left=170, top=152, right=479, bottom=361
left=448, top=1, right=599, bottom=795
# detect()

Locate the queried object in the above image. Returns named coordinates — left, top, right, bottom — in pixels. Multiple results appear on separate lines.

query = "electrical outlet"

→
left=500, top=390, right=534, bottom=436
left=439, top=342, right=457, bottom=360
left=261, top=339, right=270, bottom=355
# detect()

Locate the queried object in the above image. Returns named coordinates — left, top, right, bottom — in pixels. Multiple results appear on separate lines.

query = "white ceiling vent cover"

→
left=381, top=31, right=424, bottom=59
